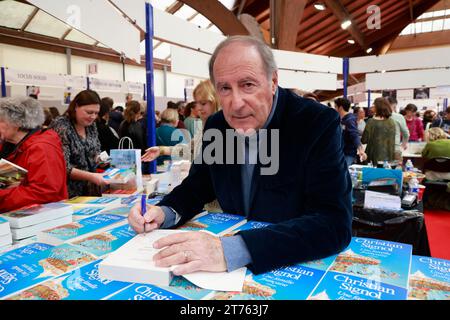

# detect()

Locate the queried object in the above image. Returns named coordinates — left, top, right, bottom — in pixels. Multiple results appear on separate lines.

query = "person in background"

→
left=49, top=107, right=60, bottom=120
left=422, top=127, right=450, bottom=162
left=43, top=107, right=53, bottom=128
left=51, top=89, right=109, bottom=198
left=125, top=93, right=133, bottom=104
left=96, top=97, right=119, bottom=154
left=119, top=100, right=146, bottom=154
left=362, top=97, right=396, bottom=165
left=183, top=101, right=201, bottom=138
left=423, top=110, right=437, bottom=131
left=155, top=108, right=188, bottom=165
left=0, top=97, right=68, bottom=212
left=334, top=98, right=366, bottom=166
left=108, top=106, right=124, bottom=133
left=353, top=106, right=366, bottom=137
left=176, top=101, right=186, bottom=122
left=385, top=97, right=410, bottom=163
left=431, top=107, right=450, bottom=138
left=155, top=110, right=161, bottom=127
left=404, top=104, right=424, bottom=142
left=167, top=101, right=186, bottom=130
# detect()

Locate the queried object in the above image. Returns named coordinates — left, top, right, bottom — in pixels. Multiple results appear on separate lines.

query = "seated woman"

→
left=155, top=108, right=188, bottom=165
left=361, top=97, right=396, bottom=165
left=422, top=127, right=450, bottom=181
left=51, top=90, right=109, bottom=198
left=0, top=97, right=68, bottom=212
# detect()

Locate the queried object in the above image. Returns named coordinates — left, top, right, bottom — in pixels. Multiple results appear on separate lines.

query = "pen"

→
left=141, top=194, right=147, bottom=235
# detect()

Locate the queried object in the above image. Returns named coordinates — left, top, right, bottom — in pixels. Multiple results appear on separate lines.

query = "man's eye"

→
left=219, top=86, right=231, bottom=94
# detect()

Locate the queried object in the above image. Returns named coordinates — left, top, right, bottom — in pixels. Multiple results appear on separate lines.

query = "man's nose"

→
left=230, top=90, right=245, bottom=111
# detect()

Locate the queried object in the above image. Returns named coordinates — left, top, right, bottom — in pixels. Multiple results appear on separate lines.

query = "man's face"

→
left=213, top=43, right=277, bottom=133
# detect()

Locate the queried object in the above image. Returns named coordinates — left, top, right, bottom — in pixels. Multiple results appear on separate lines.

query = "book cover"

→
left=64, top=196, right=121, bottom=206
left=0, top=243, right=97, bottom=298
left=408, top=255, right=450, bottom=300
left=70, top=224, right=136, bottom=257
left=110, top=149, right=143, bottom=190
left=95, top=205, right=133, bottom=217
left=2, top=202, right=73, bottom=228
left=7, top=260, right=130, bottom=300
left=308, top=237, right=412, bottom=300
left=103, top=168, right=134, bottom=184
left=107, top=282, right=187, bottom=300
left=0, top=243, right=54, bottom=265
left=178, top=212, right=246, bottom=235
left=0, top=158, right=27, bottom=189
left=38, top=214, right=127, bottom=246
left=0, top=233, right=12, bottom=248
left=0, top=217, right=10, bottom=236
left=210, top=255, right=337, bottom=300
left=72, top=205, right=107, bottom=220
left=11, top=215, right=73, bottom=240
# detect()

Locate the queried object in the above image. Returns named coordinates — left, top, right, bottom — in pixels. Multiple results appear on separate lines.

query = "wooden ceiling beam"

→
left=241, top=0, right=270, bottom=18
left=166, top=1, right=184, bottom=14
left=20, top=7, right=39, bottom=32
left=390, top=29, right=450, bottom=50
left=272, top=0, right=307, bottom=50
left=323, top=0, right=367, bottom=49
left=178, top=0, right=249, bottom=35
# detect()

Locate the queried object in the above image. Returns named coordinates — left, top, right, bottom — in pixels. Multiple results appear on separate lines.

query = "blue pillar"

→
left=145, top=2, right=157, bottom=174
left=1, top=67, right=6, bottom=97
left=367, top=89, right=371, bottom=109
left=87, top=77, right=90, bottom=90
left=444, top=98, right=448, bottom=111
left=343, top=57, right=349, bottom=98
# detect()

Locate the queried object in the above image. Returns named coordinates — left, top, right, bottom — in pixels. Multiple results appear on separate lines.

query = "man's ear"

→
left=271, top=71, right=278, bottom=95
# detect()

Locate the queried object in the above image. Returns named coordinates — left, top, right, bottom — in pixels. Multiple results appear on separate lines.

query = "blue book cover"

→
left=0, top=243, right=97, bottom=298
left=308, top=270, right=407, bottom=300
left=41, top=214, right=126, bottom=243
left=210, top=255, right=337, bottom=300
left=7, top=260, right=130, bottom=300
left=70, top=224, right=136, bottom=257
left=72, top=206, right=105, bottom=218
left=0, top=243, right=54, bottom=265
left=161, top=276, right=213, bottom=300
left=327, top=237, right=412, bottom=290
left=65, top=196, right=121, bottom=206
left=96, top=206, right=132, bottom=216
left=108, top=282, right=187, bottom=300
left=178, top=212, right=245, bottom=235
left=408, top=255, right=450, bottom=300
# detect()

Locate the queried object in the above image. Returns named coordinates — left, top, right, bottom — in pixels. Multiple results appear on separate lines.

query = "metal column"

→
left=343, top=57, right=349, bottom=99
left=0, top=67, right=6, bottom=97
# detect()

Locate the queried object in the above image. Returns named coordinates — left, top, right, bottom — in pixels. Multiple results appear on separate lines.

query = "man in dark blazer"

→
left=128, top=36, right=352, bottom=275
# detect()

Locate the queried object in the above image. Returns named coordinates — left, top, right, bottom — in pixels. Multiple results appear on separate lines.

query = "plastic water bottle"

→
left=405, top=159, right=414, bottom=172
left=350, top=169, right=358, bottom=188
left=409, top=177, right=419, bottom=195
left=383, top=160, right=391, bottom=169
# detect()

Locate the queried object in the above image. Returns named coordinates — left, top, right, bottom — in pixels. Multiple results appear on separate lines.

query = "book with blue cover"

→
left=210, top=255, right=337, bottom=300
left=107, top=282, right=187, bottom=300
left=308, top=237, right=412, bottom=300
left=0, top=243, right=53, bottom=265
left=95, top=205, right=132, bottom=217
left=70, top=224, right=136, bottom=257
left=102, top=168, right=134, bottom=184
left=408, top=255, right=450, bottom=300
left=72, top=206, right=106, bottom=220
left=178, top=212, right=246, bottom=235
left=38, top=214, right=127, bottom=246
left=6, top=259, right=130, bottom=300
left=0, top=243, right=97, bottom=298
left=223, top=220, right=271, bottom=236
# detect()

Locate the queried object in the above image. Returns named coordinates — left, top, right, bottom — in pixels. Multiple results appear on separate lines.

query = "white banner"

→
left=126, top=81, right=144, bottom=94
left=5, top=68, right=66, bottom=87
left=89, top=78, right=125, bottom=92
left=64, top=75, right=87, bottom=89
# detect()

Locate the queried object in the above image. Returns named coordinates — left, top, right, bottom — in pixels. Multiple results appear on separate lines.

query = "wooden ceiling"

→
left=233, top=0, right=442, bottom=57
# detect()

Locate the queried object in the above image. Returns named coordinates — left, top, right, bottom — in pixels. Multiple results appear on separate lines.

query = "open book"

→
left=102, top=168, right=135, bottom=184
left=98, top=230, right=247, bottom=291
left=0, top=158, right=27, bottom=189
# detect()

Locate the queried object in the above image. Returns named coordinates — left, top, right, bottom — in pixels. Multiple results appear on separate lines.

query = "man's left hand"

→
left=152, top=231, right=227, bottom=275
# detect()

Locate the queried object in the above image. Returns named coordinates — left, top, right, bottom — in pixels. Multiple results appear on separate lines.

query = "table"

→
left=351, top=189, right=431, bottom=256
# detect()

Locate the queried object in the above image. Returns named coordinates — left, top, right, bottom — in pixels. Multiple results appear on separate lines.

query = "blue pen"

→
left=141, top=194, right=147, bottom=234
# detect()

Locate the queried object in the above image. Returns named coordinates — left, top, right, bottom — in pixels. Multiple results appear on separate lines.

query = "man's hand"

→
left=128, top=203, right=165, bottom=234
left=153, top=232, right=227, bottom=275
left=89, top=172, right=110, bottom=186
left=141, top=146, right=160, bottom=162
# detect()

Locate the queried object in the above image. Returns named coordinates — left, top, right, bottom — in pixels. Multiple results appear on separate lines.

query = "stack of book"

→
left=0, top=217, right=12, bottom=250
left=1, top=203, right=73, bottom=245
left=63, top=196, right=122, bottom=221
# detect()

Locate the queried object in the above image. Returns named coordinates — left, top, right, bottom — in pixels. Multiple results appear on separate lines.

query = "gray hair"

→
left=0, top=97, right=45, bottom=130
left=208, top=35, right=278, bottom=85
